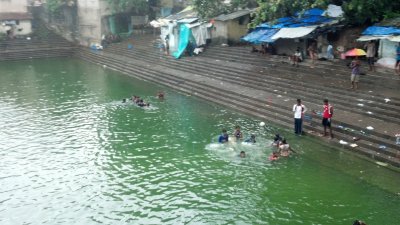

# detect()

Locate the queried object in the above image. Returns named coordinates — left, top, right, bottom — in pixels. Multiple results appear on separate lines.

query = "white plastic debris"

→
left=339, top=140, right=348, bottom=145
left=384, top=98, right=391, bottom=103
left=366, top=126, right=374, bottom=130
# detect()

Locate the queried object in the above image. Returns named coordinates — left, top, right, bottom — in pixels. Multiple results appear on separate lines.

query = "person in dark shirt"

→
left=218, top=129, right=229, bottom=143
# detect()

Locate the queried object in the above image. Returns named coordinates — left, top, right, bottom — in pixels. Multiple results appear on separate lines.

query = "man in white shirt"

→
left=293, top=99, right=307, bottom=135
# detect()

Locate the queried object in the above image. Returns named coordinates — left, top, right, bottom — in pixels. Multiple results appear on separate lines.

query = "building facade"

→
left=0, top=0, right=32, bottom=37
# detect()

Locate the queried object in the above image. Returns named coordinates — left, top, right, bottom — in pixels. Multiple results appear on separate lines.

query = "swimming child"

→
left=278, top=139, right=296, bottom=156
left=218, top=129, right=229, bottom=143
left=269, top=151, right=280, bottom=161
left=244, top=134, right=256, bottom=143
left=157, top=91, right=165, bottom=99
left=272, top=134, right=282, bottom=147
left=240, top=151, right=246, bottom=158
left=234, top=125, right=243, bottom=140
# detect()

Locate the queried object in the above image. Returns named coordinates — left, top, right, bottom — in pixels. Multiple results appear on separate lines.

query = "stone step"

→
left=78, top=49, right=400, bottom=167
left=97, top=47, right=400, bottom=148
left=105, top=44, right=400, bottom=130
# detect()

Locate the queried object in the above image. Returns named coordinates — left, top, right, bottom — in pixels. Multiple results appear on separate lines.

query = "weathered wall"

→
left=0, top=0, right=28, bottom=13
left=226, top=19, right=248, bottom=44
left=212, top=16, right=250, bottom=45
left=379, top=39, right=397, bottom=59
left=274, top=38, right=307, bottom=57
left=76, top=0, right=111, bottom=46
left=212, top=21, right=228, bottom=44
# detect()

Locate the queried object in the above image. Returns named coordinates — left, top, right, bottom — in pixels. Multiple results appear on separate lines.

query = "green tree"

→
left=46, top=0, right=76, bottom=14
left=342, top=0, right=400, bottom=24
left=106, top=0, right=157, bottom=14
left=193, top=0, right=257, bottom=19
left=249, top=0, right=400, bottom=28
left=249, top=0, right=328, bottom=28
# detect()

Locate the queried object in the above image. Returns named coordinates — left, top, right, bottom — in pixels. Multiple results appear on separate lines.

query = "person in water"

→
left=245, top=134, right=256, bottom=143
left=278, top=139, right=296, bottom=156
left=272, top=134, right=282, bottom=147
left=137, top=99, right=150, bottom=107
left=240, top=151, right=246, bottom=158
left=122, top=98, right=126, bottom=103
left=234, top=125, right=243, bottom=140
left=353, top=220, right=367, bottom=225
left=218, top=129, right=229, bottom=143
left=157, top=91, right=165, bottom=99
left=269, top=151, right=280, bottom=161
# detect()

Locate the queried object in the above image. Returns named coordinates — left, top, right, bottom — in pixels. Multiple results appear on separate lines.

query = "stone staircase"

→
left=0, top=32, right=75, bottom=61
left=76, top=34, right=400, bottom=168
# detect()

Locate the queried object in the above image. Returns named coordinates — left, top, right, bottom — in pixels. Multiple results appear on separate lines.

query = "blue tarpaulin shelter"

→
left=361, top=26, right=400, bottom=36
left=172, top=24, right=192, bottom=59
left=242, top=7, right=337, bottom=44
left=241, top=29, right=278, bottom=44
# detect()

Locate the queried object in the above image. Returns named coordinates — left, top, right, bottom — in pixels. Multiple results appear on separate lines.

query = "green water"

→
left=0, top=59, right=399, bottom=225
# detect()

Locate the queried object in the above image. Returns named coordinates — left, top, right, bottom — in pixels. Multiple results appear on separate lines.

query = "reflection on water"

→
left=0, top=59, right=399, bottom=225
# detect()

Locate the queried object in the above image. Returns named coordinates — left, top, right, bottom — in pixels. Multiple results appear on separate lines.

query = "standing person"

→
left=322, top=99, right=333, bottom=138
left=293, top=99, right=307, bottom=135
left=396, top=42, right=400, bottom=75
left=164, top=34, right=170, bottom=55
left=350, top=57, right=361, bottom=89
left=308, top=42, right=318, bottom=68
left=327, top=43, right=334, bottom=60
left=365, top=41, right=376, bottom=71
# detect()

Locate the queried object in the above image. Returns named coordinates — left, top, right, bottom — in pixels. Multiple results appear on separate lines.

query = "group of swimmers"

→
left=269, top=134, right=296, bottom=160
left=122, top=95, right=151, bottom=107
left=121, top=91, right=165, bottom=107
left=218, top=126, right=296, bottom=160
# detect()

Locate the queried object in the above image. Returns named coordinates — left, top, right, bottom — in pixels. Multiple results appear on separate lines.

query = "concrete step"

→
left=104, top=44, right=400, bottom=131
left=78, top=48, right=400, bottom=167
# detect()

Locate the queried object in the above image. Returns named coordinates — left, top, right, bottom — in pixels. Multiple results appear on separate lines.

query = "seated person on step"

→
left=290, top=48, right=302, bottom=66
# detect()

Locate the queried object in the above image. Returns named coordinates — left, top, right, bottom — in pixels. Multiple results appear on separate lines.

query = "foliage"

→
left=46, top=0, right=75, bottom=13
left=342, top=0, right=400, bottom=24
left=249, top=0, right=400, bottom=27
left=193, top=0, right=257, bottom=19
left=249, top=0, right=328, bottom=28
left=106, top=0, right=153, bottom=14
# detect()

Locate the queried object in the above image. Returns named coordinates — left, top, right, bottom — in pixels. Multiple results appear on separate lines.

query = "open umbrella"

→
left=345, top=48, right=366, bottom=57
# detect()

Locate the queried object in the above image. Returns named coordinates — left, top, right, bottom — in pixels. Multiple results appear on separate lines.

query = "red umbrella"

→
left=345, top=48, right=366, bottom=57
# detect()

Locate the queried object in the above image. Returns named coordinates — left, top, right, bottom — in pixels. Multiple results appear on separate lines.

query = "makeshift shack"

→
left=242, top=5, right=344, bottom=58
left=212, top=9, right=255, bottom=45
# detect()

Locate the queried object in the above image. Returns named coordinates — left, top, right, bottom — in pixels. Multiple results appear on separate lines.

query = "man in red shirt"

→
left=322, top=99, right=333, bottom=138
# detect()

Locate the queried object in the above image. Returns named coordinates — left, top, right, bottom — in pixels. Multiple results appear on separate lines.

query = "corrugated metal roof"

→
left=177, top=18, right=198, bottom=24
left=214, top=9, right=255, bottom=21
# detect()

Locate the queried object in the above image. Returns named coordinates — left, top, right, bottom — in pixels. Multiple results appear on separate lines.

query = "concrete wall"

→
left=77, top=0, right=101, bottom=45
left=226, top=18, right=249, bottom=44
left=274, top=39, right=307, bottom=57
left=379, top=39, right=397, bottom=59
left=212, top=16, right=250, bottom=45
left=213, top=21, right=228, bottom=44
left=0, top=0, right=28, bottom=13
